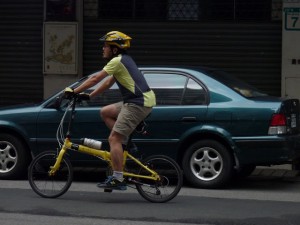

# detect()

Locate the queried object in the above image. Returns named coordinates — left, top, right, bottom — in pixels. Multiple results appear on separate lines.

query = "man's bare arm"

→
left=74, top=70, right=108, bottom=94
left=90, top=76, right=116, bottom=98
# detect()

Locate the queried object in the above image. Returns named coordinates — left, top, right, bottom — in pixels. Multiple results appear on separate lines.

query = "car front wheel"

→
left=0, top=133, right=30, bottom=179
left=182, top=139, right=234, bottom=188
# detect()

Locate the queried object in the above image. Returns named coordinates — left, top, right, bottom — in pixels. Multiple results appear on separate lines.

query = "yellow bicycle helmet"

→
left=99, top=31, right=132, bottom=49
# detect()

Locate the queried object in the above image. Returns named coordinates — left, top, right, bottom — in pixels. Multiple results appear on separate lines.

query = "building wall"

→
left=83, top=21, right=282, bottom=96
left=0, top=1, right=283, bottom=106
left=0, top=0, right=44, bottom=106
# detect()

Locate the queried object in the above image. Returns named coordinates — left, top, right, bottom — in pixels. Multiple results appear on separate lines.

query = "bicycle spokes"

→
left=135, top=155, right=182, bottom=203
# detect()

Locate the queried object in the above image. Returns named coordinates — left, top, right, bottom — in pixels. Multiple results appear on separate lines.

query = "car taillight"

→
left=268, top=113, right=287, bottom=135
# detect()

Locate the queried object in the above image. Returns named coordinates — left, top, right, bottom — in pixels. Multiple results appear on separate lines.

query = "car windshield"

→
left=206, top=69, right=268, bottom=98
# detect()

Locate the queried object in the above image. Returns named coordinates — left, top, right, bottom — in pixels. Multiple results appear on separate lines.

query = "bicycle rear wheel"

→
left=28, top=151, right=73, bottom=198
left=136, top=155, right=183, bottom=203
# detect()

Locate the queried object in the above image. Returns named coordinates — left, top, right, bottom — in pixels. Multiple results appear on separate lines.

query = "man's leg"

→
left=98, top=103, right=151, bottom=190
left=108, top=130, right=124, bottom=173
left=101, top=102, right=130, bottom=147
left=101, top=102, right=127, bottom=172
left=97, top=103, right=127, bottom=190
left=100, top=103, right=121, bottom=130
left=97, top=130, right=126, bottom=190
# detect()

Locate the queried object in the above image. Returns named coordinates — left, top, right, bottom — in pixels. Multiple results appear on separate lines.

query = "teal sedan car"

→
left=1, top=67, right=300, bottom=188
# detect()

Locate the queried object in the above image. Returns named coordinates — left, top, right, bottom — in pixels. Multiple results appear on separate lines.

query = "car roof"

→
left=139, top=66, right=269, bottom=99
left=139, top=65, right=217, bottom=74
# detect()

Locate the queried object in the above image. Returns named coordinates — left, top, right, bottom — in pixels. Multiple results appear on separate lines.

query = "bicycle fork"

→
left=48, top=139, right=71, bottom=176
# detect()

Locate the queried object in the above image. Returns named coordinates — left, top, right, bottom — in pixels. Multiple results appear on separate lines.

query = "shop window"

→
left=97, top=0, right=167, bottom=20
left=45, top=0, right=76, bottom=21
left=168, top=0, right=199, bottom=21
left=88, top=0, right=274, bottom=22
left=198, top=0, right=272, bottom=21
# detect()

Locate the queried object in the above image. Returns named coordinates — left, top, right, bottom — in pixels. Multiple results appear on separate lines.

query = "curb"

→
left=252, top=168, right=299, bottom=177
left=251, top=165, right=300, bottom=181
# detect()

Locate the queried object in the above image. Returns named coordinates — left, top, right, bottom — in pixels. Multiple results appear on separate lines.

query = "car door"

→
left=137, top=70, right=209, bottom=159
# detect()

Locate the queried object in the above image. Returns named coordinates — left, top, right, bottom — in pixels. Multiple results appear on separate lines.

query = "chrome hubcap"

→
left=0, top=141, right=17, bottom=173
left=190, top=147, right=223, bottom=181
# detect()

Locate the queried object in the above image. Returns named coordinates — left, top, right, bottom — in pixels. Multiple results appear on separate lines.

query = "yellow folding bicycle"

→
left=28, top=93, right=182, bottom=203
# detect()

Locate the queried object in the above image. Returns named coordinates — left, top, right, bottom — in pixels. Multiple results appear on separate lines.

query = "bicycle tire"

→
left=28, top=151, right=73, bottom=198
left=135, top=155, right=183, bottom=203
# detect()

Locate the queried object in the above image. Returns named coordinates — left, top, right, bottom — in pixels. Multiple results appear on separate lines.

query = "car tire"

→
left=0, top=133, right=30, bottom=179
left=182, top=139, right=234, bottom=188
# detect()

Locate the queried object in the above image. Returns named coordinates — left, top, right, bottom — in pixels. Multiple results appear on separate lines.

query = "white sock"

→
left=113, top=171, right=123, bottom=181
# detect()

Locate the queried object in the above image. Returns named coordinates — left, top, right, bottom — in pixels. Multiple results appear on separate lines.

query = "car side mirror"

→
left=46, top=96, right=63, bottom=109
left=53, top=96, right=63, bottom=109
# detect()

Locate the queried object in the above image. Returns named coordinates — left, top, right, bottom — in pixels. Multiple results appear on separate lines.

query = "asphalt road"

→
left=1, top=174, right=300, bottom=225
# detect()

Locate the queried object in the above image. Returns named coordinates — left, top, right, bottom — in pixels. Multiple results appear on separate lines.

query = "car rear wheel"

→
left=182, top=139, right=234, bottom=188
left=0, top=133, right=30, bottom=179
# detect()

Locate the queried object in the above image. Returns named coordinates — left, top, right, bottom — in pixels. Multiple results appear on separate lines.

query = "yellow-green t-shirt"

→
left=103, top=54, right=156, bottom=107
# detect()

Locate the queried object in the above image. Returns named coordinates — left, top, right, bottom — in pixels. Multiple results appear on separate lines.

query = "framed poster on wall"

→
left=43, top=22, right=78, bottom=74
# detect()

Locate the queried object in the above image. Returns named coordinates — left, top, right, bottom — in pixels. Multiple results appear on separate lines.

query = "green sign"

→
left=284, top=8, right=300, bottom=30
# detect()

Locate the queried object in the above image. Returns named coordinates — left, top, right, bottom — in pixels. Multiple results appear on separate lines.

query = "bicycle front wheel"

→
left=136, top=155, right=183, bottom=203
left=28, top=151, right=73, bottom=198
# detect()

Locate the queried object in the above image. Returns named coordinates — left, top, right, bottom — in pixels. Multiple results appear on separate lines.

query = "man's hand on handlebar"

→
left=64, top=87, right=74, bottom=99
left=78, top=93, right=90, bottom=101
left=63, top=87, right=90, bottom=101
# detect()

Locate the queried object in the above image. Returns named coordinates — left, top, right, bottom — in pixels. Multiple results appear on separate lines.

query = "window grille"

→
left=168, top=0, right=199, bottom=21
left=86, top=0, right=274, bottom=22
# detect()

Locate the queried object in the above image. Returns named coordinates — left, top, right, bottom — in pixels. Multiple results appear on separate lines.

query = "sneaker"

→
left=97, top=176, right=127, bottom=191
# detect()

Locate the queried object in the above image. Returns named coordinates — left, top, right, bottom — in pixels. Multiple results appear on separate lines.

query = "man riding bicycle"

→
left=67, top=31, right=156, bottom=190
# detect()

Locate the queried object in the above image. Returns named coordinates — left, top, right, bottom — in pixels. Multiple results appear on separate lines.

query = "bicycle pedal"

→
left=104, top=188, right=113, bottom=193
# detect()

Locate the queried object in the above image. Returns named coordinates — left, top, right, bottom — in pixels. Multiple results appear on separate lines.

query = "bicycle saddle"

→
left=135, top=120, right=147, bottom=134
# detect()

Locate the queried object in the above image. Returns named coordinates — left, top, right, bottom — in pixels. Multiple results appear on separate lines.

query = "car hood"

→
left=0, top=103, right=42, bottom=116
left=0, top=103, right=38, bottom=110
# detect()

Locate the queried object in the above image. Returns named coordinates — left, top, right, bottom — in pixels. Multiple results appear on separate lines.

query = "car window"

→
left=182, top=78, right=207, bottom=105
left=71, top=77, right=122, bottom=107
left=144, top=72, right=207, bottom=106
left=207, top=70, right=267, bottom=98
left=89, top=79, right=122, bottom=107
left=144, top=73, right=187, bottom=105
left=68, top=71, right=207, bottom=107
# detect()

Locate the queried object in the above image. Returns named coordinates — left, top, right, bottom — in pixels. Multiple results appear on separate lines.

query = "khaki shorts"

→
left=113, top=102, right=152, bottom=137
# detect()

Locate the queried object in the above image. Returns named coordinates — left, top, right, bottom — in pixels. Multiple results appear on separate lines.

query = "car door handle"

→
left=181, top=117, right=197, bottom=122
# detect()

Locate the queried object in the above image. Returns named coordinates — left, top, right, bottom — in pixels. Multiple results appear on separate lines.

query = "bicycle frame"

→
left=49, top=96, right=160, bottom=182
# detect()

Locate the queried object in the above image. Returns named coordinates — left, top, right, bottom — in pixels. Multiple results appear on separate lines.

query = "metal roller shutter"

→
left=83, top=21, right=281, bottom=96
left=0, top=0, right=43, bottom=106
